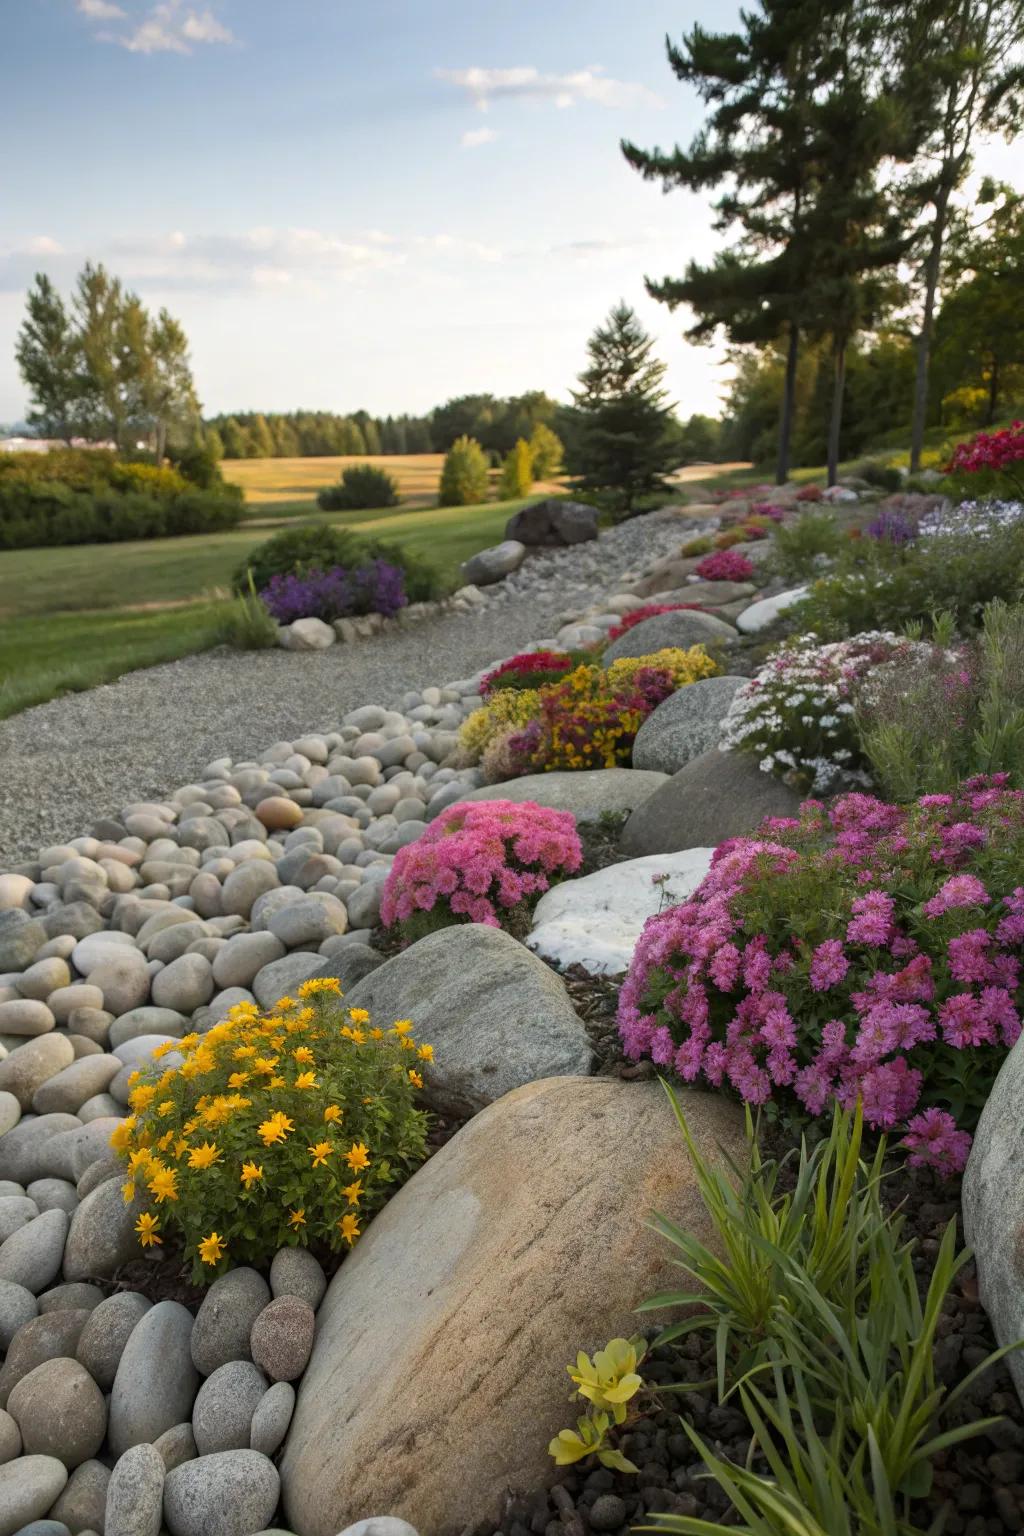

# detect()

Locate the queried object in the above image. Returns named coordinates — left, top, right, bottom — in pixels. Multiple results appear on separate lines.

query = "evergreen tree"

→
left=220, top=416, right=249, bottom=458
left=438, top=435, right=490, bottom=506
left=205, top=425, right=225, bottom=460
left=528, top=421, right=564, bottom=479
left=73, top=262, right=127, bottom=447
left=15, top=274, right=82, bottom=443
left=569, top=303, right=677, bottom=512
left=498, top=438, right=534, bottom=500
left=250, top=414, right=276, bottom=458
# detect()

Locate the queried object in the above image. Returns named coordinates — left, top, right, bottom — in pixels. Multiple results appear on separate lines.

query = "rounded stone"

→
left=0, top=1311, right=91, bottom=1409
left=255, top=797, right=304, bottom=832
left=48, top=1457, right=110, bottom=1535
left=105, top=1441, right=164, bottom=1536
left=84, top=954, right=151, bottom=1017
left=0, top=1198, right=38, bottom=1246
left=220, top=863, right=279, bottom=920
left=269, top=1247, right=326, bottom=1310
left=0, top=1408, right=20, bottom=1465
left=249, top=1296, right=315, bottom=1383
left=37, top=1281, right=102, bottom=1313
left=0, top=1280, right=37, bottom=1352
left=25, top=1184, right=79, bottom=1221
left=163, top=1450, right=280, bottom=1536
left=62, top=1176, right=146, bottom=1284
left=151, top=954, right=214, bottom=1014
left=0, top=1456, right=68, bottom=1536
left=31, top=1056, right=120, bottom=1116
left=191, top=1360, right=268, bottom=1455
left=108, top=1300, right=199, bottom=1457
left=47, top=986, right=104, bottom=1026
left=211, top=933, right=286, bottom=992
left=75, top=1291, right=152, bottom=1391
left=0, top=1094, right=20, bottom=1138
left=267, top=895, right=348, bottom=947
left=249, top=1380, right=294, bottom=1457
left=16, top=959, right=71, bottom=1003
left=335, top=1522, right=421, bottom=1536
left=190, top=1267, right=270, bottom=1376
left=7, top=1357, right=107, bottom=1467
left=152, top=1421, right=197, bottom=1473
left=0, top=1210, right=69, bottom=1294
left=0, top=1001, right=54, bottom=1038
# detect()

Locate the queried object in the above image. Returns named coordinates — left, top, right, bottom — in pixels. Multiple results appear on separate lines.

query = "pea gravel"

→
left=0, top=601, right=565, bottom=866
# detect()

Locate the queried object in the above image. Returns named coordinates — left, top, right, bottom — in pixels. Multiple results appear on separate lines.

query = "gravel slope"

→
left=0, top=601, right=565, bottom=866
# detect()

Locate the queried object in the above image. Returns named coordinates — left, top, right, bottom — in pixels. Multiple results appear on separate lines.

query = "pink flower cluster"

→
left=618, top=778, right=1024, bottom=1172
left=694, top=549, right=756, bottom=582
left=947, top=422, right=1024, bottom=482
left=380, top=799, right=582, bottom=931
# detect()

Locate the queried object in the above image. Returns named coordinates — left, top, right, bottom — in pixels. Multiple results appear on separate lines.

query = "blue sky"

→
left=0, top=0, right=747, bottom=422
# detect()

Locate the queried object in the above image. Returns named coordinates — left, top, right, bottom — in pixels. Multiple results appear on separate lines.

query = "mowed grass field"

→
left=223, top=453, right=446, bottom=509
left=0, top=482, right=543, bottom=719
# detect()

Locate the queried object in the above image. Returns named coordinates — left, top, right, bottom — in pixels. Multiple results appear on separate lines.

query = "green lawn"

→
left=0, top=495, right=542, bottom=718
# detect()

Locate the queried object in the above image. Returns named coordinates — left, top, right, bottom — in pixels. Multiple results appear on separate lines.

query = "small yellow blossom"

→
left=417, top=1043, right=434, bottom=1061
left=339, top=1212, right=361, bottom=1245
left=258, top=1112, right=294, bottom=1147
left=288, top=1208, right=306, bottom=1229
left=308, top=1141, right=332, bottom=1168
left=299, top=977, right=341, bottom=996
left=240, top=1161, right=264, bottom=1189
left=292, top=1046, right=315, bottom=1065
left=198, top=1231, right=226, bottom=1265
left=227, top=1071, right=250, bottom=1089
left=188, top=1141, right=222, bottom=1171
left=392, top=1019, right=413, bottom=1036
left=345, top=1141, right=371, bottom=1171
left=121, top=1180, right=135, bottom=1204
left=148, top=1167, right=178, bottom=1203
left=323, top=1105, right=342, bottom=1124
left=408, top=1069, right=424, bottom=1090
left=347, top=1007, right=370, bottom=1024
left=294, top=1071, right=317, bottom=1091
left=341, top=1178, right=362, bottom=1206
left=135, top=1212, right=162, bottom=1247
left=369, top=1027, right=384, bottom=1041
left=274, top=996, right=296, bottom=1011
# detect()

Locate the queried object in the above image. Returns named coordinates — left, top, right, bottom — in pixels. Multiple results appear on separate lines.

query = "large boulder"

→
left=964, top=1032, right=1024, bottom=1403
left=458, top=768, right=667, bottom=824
left=602, top=610, right=735, bottom=663
left=527, top=848, right=714, bottom=976
left=632, top=677, right=745, bottom=775
left=504, top=498, right=598, bottom=546
left=344, top=927, right=592, bottom=1118
left=735, top=585, right=808, bottom=634
left=281, top=1075, right=744, bottom=1536
left=460, top=541, right=526, bottom=587
left=621, top=749, right=804, bottom=857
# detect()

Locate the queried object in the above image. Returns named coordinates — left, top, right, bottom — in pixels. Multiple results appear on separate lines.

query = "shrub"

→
left=439, top=435, right=490, bottom=506
left=458, top=688, right=543, bottom=758
left=694, top=549, right=756, bottom=582
left=0, top=479, right=242, bottom=549
left=317, top=464, right=400, bottom=511
left=497, top=439, right=533, bottom=501
left=711, top=527, right=752, bottom=549
left=947, top=421, right=1024, bottom=498
left=857, top=601, right=1024, bottom=800
left=770, top=510, right=845, bottom=581
left=721, top=632, right=928, bottom=792
left=681, top=535, right=714, bottom=557
left=606, top=603, right=706, bottom=642
left=618, top=780, right=1024, bottom=1168
left=233, top=522, right=443, bottom=604
left=380, top=800, right=582, bottom=937
left=856, top=458, right=904, bottom=492
left=529, top=422, right=564, bottom=479
left=260, top=560, right=406, bottom=624
left=481, top=651, right=574, bottom=694
left=110, top=980, right=430, bottom=1281
left=221, top=572, right=280, bottom=650
left=606, top=646, right=719, bottom=692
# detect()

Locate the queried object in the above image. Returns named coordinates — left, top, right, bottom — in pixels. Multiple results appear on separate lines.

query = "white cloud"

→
left=461, top=125, right=497, bottom=149
left=76, top=0, right=126, bottom=19
left=437, top=65, right=662, bottom=113
left=26, top=236, right=64, bottom=255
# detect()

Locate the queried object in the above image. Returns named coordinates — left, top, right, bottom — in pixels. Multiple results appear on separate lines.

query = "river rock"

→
left=0, top=1312, right=91, bottom=1409
left=0, top=1282, right=37, bottom=1352
left=620, top=748, right=805, bottom=857
left=459, top=768, right=667, bottom=824
left=7, top=1358, right=106, bottom=1467
left=251, top=954, right=324, bottom=1011
left=0, top=1409, right=18, bottom=1465
left=31, top=1056, right=120, bottom=1117
left=602, top=609, right=736, bottom=662
left=0, top=1097, right=19, bottom=1138
left=49, top=1457, right=109, bottom=1535
left=0, top=1211, right=68, bottom=1295
left=631, top=676, right=745, bottom=775
left=505, top=498, right=598, bottom=546
left=0, top=1037, right=75, bottom=1112
left=345, top=926, right=592, bottom=1117
left=191, top=1361, right=268, bottom=1455
left=281, top=1075, right=744, bottom=1536
left=0, top=1001, right=54, bottom=1038
left=190, top=1268, right=270, bottom=1376
left=151, top=954, right=214, bottom=1013
left=249, top=1381, right=294, bottom=1457
left=105, top=1442, right=164, bottom=1536
left=62, top=1175, right=146, bottom=1284
left=108, top=1301, right=199, bottom=1457
left=460, top=541, right=526, bottom=587
left=0, top=1455, right=68, bottom=1536
left=268, top=1248, right=325, bottom=1311
left=735, top=585, right=808, bottom=633
left=249, top=1297, right=314, bottom=1383
left=163, top=1450, right=279, bottom=1536
left=76, top=1291, right=152, bottom=1391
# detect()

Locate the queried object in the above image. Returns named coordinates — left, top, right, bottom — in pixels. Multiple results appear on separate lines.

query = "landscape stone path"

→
left=0, top=600, right=567, bottom=865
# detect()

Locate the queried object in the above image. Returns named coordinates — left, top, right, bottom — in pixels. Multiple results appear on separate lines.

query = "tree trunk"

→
left=827, top=336, right=847, bottom=487
left=776, top=322, right=800, bottom=485
left=156, top=417, right=167, bottom=465
left=910, top=185, right=951, bottom=474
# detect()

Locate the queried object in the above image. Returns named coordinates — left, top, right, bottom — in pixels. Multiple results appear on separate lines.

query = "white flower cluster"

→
left=919, top=499, right=1024, bottom=541
left=720, top=631, right=924, bottom=793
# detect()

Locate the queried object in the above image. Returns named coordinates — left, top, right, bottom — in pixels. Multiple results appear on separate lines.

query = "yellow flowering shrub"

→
left=110, top=978, right=430, bottom=1282
left=605, top=645, right=719, bottom=691
left=458, top=687, right=541, bottom=759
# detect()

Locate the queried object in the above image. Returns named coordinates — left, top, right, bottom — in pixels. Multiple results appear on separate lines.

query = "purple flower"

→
left=901, top=1108, right=972, bottom=1173
left=922, top=873, right=990, bottom=919
left=809, top=939, right=849, bottom=992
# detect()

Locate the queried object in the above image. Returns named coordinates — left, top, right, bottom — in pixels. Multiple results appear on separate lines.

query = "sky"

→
left=0, top=0, right=747, bottom=424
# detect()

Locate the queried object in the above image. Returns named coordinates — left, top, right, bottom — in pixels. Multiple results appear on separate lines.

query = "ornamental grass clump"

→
left=720, top=631, right=928, bottom=793
left=380, top=799, right=582, bottom=937
left=111, top=980, right=430, bottom=1281
left=618, top=779, right=1024, bottom=1170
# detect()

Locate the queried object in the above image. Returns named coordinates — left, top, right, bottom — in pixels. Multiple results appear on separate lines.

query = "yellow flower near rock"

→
left=338, top=1212, right=360, bottom=1245
left=198, top=1231, right=226, bottom=1265
left=258, top=1112, right=294, bottom=1146
left=187, top=1142, right=221, bottom=1170
left=408, top=1069, right=423, bottom=1090
left=344, top=1141, right=371, bottom=1171
left=148, top=1167, right=178, bottom=1203
left=135, top=1212, right=161, bottom=1247
left=341, top=1179, right=362, bottom=1206
left=294, top=1070, right=317, bottom=1090
left=288, top=1208, right=306, bottom=1229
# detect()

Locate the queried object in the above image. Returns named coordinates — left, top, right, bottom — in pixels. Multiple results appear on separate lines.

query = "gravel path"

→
left=0, top=599, right=567, bottom=866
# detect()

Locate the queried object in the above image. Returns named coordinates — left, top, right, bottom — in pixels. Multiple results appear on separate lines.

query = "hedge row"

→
left=0, top=479, right=244, bottom=549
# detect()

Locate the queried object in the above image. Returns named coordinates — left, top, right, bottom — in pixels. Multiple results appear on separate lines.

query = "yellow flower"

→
left=188, top=1141, right=222, bottom=1170
left=233, top=1045, right=256, bottom=1060
left=128, top=1148, right=152, bottom=1174
left=156, top=1100, right=175, bottom=1117
left=294, top=1071, right=317, bottom=1091
left=292, top=1046, right=315, bottom=1065
left=345, top=1141, right=371, bottom=1172
left=274, top=995, right=296, bottom=1011
left=240, top=1160, right=264, bottom=1189
left=339, top=1212, right=361, bottom=1245
left=341, top=1026, right=366, bottom=1045
left=135, top=1212, right=162, bottom=1247
left=148, top=1167, right=178, bottom=1203
left=151, top=1040, right=177, bottom=1060
left=288, top=1208, right=306, bottom=1229
left=417, top=1043, right=434, bottom=1061
left=253, top=1056, right=279, bottom=1076
left=408, top=1069, right=424, bottom=1090
left=399, top=1037, right=415, bottom=1052
left=299, top=977, right=341, bottom=996
left=269, top=1075, right=286, bottom=1090
left=347, top=1007, right=370, bottom=1024
left=341, top=1178, right=362, bottom=1206
left=392, top=1019, right=413, bottom=1036
left=308, top=1141, right=332, bottom=1168
left=109, top=1116, right=137, bottom=1154
left=121, top=1180, right=135, bottom=1204
left=227, top=1071, right=250, bottom=1089
left=369, top=1027, right=385, bottom=1041
left=323, top=1104, right=343, bottom=1124
left=198, top=1231, right=226, bottom=1266
left=179, top=1032, right=200, bottom=1051
left=258, top=1112, right=294, bottom=1147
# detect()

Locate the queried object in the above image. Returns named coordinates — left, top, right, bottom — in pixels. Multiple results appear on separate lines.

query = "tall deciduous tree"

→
left=14, top=275, right=81, bottom=443
left=498, top=438, right=534, bottom=500
left=569, top=303, right=677, bottom=513
left=934, top=187, right=1024, bottom=422
left=438, top=435, right=490, bottom=506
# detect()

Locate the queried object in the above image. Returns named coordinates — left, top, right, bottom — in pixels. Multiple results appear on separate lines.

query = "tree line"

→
left=624, top=0, right=1024, bottom=483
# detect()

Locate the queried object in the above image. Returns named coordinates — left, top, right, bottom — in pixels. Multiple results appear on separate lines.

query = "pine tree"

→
left=439, top=435, right=490, bottom=506
left=15, top=274, right=81, bottom=443
left=569, top=303, right=676, bottom=513
left=528, top=422, right=563, bottom=479
left=220, top=417, right=249, bottom=458
left=250, top=414, right=276, bottom=458
left=498, top=438, right=534, bottom=500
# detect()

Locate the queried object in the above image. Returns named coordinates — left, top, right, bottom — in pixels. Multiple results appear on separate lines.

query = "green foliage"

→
left=317, top=463, right=401, bottom=511
left=498, top=438, right=534, bottom=500
left=857, top=599, right=1024, bottom=798
left=439, top=435, right=490, bottom=506
left=0, top=477, right=242, bottom=550
left=431, top=389, right=558, bottom=455
left=770, top=510, right=845, bottom=581
left=232, top=520, right=443, bottom=603
left=220, top=571, right=280, bottom=651
left=849, top=459, right=903, bottom=491
left=681, top=534, right=715, bottom=557
left=528, top=421, right=564, bottom=478
left=642, top=1095, right=1020, bottom=1536
left=112, top=981, right=430, bottom=1282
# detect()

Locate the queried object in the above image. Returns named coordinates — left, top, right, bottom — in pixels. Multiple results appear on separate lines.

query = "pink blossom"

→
left=901, top=1108, right=972, bottom=1173
left=922, top=873, right=991, bottom=918
left=809, top=939, right=849, bottom=992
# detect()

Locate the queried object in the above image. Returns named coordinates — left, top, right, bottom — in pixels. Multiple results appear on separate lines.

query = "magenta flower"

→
left=809, top=939, right=849, bottom=992
left=922, top=873, right=990, bottom=918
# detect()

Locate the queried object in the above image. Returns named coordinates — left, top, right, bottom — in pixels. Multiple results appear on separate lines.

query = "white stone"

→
left=526, top=848, right=715, bottom=976
left=735, top=585, right=809, bottom=634
left=280, top=618, right=336, bottom=651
